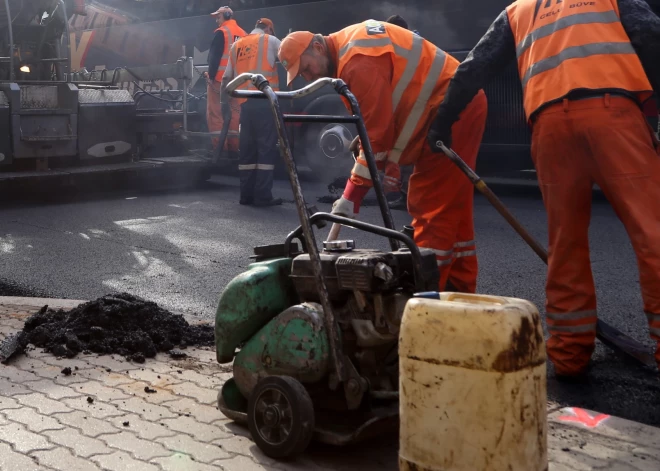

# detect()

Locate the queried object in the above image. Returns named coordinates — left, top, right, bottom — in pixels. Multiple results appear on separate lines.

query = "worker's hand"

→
left=383, top=175, right=402, bottom=194
left=427, top=125, right=452, bottom=153
left=331, top=196, right=359, bottom=219
left=221, top=101, right=232, bottom=120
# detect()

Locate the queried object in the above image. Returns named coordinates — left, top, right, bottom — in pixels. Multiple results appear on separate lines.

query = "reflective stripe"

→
left=338, top=37, right=393, bottom=58
left=546, top=310, right=597, bottom=322
left=431, top=248, right=453, bottom=257
left=351, top=162, right=372, bottom=179
left=521, top=42, right=636, bottom=88
left=389, top=47, right=446, bottom=163
left=646, top=312, right=660, bottom=323
left=549, top=323, right=597, bottom=334
left=454, top=250, right=476, bottom=258
left=437, top=259, right=452, bottom=267
left=238, top=164, right=275, bottom=170
left=392, top=35, right=423, bottom=111
left=384, top=176, right=399, bottom=184
left=516, top=10, right=620, bottom=58
left=650, top=327, right=660, bottom=337
left=454, top=239, right=475, bottom=248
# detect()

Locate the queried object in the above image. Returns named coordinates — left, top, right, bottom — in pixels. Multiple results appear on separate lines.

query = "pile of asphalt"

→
left=14, top=293, right=214, bottom=363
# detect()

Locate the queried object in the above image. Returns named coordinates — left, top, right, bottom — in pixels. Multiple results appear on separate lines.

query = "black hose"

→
left=4, top=0, right=14, bottom=81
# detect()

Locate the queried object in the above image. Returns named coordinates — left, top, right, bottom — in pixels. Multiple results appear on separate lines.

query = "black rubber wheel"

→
left=247, top=376, right=315, bottom=459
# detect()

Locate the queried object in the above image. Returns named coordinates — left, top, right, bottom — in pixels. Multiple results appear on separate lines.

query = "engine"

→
left=290, top=240, right=439, bottom=394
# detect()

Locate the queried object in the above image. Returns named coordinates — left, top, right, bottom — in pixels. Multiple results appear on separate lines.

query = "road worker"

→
left=428, top=0, right=660, bottom=378
left=278, top=20, right=488, bottom=293
left=221, top=18, right=283, bottom=206
left=204, top=6, right=246, bottom=152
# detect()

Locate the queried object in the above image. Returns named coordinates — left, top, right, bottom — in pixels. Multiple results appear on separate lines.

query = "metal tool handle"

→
left=228, top=75, right=339, bottom=99
left=326, top=223, right=342, bottom=242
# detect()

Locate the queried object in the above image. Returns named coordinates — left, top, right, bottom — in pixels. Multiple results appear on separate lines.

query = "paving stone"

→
left=141, top=360, right=179, bottom=374
left=115, top=380, right=181, bottom=404
left=0, top=422, right=54, bottom=453
left=90, top=450, right=161, bottom=471
left=37, top=356, right=92, bottom=371
left=0, top=365, right=43, bottom=383
left=24, top=379, right=83, bottom=400
left=0, top=413, right=8, bottom=426
left=163, top=382, right=216, bottom=405
left=154, top=454, right=221, bottom=471
left=31, top=447, right=103, bottom=471
left=112, top=397, right=179, bottom=421
left=75, top=380, right=131, bottom=401
left=44, top=428, right=112, bottom=458
left=157, top=434, right=232, bottom=464
left=52, top=411, right=119, bottom=438
left=0, top=378, right=33, bottom=395
left=0, top=395, right=23, bottom=411
left=16, top=393, right=72, bottom=415
left=214, top=435, right=278, bottom=467
left=84, top=355, right=140, bottom=372
left=172, top=368, right=224, bottom=390
left=74, top=368, right=134, bottom=386
left=110, top=414, right=176, bottom=440
left=161, top=416, right=232, bottom=442
left=0, top=442, right=42, bottom=471
left=3, top=407, right=65, bottom=433
left=99, top=431, right=171, bottom=460
left=163, top=397, right=222, bottom=424
left=61, top=396, right=123, bottom=419
left=215, top=455, right=280, bottom=471
left=125, top=368, right=184, bottom=386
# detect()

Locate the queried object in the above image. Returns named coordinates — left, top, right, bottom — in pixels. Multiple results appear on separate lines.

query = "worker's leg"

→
left=253, top=101, right=279, bottom=205
left=584, top=96, right=660, bottom=367
left=445, top=90, right=488, bottom=293
left=226, top=100, right=241, bottom=152
left=531, top=101, right=598, bottom=377
left=238, top=102, right=257, bottom=205
left=408, top=91, right=487, bottom=292
left=206, top=81, right=224, bottom=150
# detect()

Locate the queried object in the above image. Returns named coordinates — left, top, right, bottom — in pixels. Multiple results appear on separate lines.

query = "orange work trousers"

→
left=408, top=90, right=488, bottom=293
left=531, top=95, right=660, bottom=376
left=207, top=81, right=240, bottom=151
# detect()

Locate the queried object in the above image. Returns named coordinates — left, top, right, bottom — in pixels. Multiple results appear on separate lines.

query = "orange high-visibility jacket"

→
left=330, top=20, right=459, bottom=179
left=214, top=20, right=247, bottom=82
left=507, top=0, right=653, bottom=120
left=229, top=33, right=280, bottom=104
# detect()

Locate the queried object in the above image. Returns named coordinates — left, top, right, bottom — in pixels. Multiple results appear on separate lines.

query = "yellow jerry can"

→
left=399, top=292, right=547, bottom=471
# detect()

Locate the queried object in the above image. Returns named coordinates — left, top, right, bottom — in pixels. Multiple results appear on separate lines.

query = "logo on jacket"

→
left=365, top=20, right=386, bottom=35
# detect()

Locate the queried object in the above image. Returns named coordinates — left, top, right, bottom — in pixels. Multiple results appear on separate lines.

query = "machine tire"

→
left=247, top=376, right=315, bottom=459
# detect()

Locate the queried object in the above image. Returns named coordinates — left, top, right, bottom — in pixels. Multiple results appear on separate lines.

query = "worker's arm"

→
left=618, top=0, right=660, bottom=95
left=266, top=35, right=282, bottom=69
left=207, top=31, right=225, bottom=81
left=331, top=54, right=396, bottom=218
left=428, top=10, right=516, bottom=148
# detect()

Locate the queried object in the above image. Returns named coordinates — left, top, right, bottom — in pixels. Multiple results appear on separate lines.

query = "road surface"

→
left=0, top=175, right=658, bottom=426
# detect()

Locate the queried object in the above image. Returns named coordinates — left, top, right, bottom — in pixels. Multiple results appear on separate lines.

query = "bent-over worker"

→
left=428, top=0, right=660, bottom=377
left=205, top=6, right=246, bottom=152
left=222, top=18, right=283, bottom=206
left=278, top=20, right=488, bottom=293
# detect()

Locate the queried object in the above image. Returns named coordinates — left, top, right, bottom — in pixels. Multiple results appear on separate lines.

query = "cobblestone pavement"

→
left=1, top=299, right=659, bottom=471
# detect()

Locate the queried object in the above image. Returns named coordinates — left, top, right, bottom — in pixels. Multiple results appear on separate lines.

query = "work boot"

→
left=254, top=198, right=283, bottom=207
left=387, top=192, right=407, bottom=210
left=239, top=198, right=253, bottom=206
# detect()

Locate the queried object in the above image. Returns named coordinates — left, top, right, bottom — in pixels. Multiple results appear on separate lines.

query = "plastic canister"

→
left=399, top=292, right=547, bottom=471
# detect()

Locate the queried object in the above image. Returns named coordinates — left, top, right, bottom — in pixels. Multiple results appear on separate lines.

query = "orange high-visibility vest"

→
left=507, top=0, right=653, bottom=120
left=330, top=20, right=459, bottom=170
left=214, top=19, right=247, bottom=82
left=229, top=32, right=280, bottom=104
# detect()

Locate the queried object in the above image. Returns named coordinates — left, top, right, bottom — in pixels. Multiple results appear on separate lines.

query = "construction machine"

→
left=0, top=0, right=212, bottom=194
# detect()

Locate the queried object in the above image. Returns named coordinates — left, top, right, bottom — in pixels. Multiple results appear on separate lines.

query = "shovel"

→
left=436, top=141, right=656, bottom=368
left=326, top=136, right=362, bottom=242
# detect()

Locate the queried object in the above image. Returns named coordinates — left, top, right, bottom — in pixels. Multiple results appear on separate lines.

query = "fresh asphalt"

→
left=1, top=174, right=658, bottom=425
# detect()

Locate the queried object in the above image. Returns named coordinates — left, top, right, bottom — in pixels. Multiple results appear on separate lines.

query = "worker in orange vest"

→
left=221, top=18, right=283, bottom=206
left=278, top=21, right=489, bottom=293
left=428, top=0, right=660, bottom=378
left=204, top=6, right=246, bottom=152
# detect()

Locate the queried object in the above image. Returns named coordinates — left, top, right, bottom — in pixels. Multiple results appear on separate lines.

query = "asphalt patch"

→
left=11, top=293, right=215, bottom=362
left=548, top=351, right=660, bottom=427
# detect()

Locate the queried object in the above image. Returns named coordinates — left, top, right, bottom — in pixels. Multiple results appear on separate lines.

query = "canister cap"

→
left=323, top=240, right=355, bottom=252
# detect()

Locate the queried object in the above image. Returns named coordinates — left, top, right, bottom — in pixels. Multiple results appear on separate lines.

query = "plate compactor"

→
left=214, top=74, right=439, bottom=459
